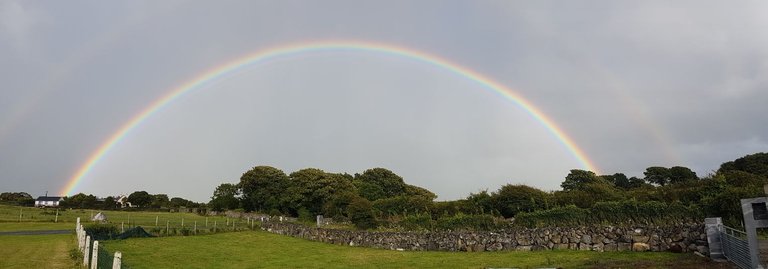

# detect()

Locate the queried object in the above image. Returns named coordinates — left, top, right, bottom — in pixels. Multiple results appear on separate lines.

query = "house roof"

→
left=36, top=196, right=63, bottom=202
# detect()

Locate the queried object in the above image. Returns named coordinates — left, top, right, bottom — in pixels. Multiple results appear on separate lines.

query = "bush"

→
left=514, top=200, right=703, bottom=228
left=515, top=205, right=589, bottom=227
left=398, top=213, right=433, bottom=231
left=434, top=213, right=501, bottom=231
left=348, top=197, right=377, bottom=229
left=83, top=223, right=119, bottom=240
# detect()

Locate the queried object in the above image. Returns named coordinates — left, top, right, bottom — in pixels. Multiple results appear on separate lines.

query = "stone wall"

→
left=260, top=222, right=708, bottom=254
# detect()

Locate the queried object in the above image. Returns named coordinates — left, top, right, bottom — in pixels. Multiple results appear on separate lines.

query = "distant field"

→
left=0, top=205, right=233, bottom=231
left=102, top=230, right=732, bottom=269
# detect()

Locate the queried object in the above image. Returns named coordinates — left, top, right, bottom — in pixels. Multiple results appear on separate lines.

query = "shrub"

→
left=398, top=213, right=433, bottom=231
left=348, top=197, right=377, bottom=229
left=83, top=223, right=119, bottom=240
left=434, top=213, right=501, bottom=231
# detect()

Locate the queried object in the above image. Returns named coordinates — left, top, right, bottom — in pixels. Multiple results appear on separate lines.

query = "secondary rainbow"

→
left=61, top=40, right=600, bottom=196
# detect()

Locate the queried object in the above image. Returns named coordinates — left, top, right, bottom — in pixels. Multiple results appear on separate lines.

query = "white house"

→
left=35, top=196, right=63, bottom=207
left=116, top=195, right=135, bottom=208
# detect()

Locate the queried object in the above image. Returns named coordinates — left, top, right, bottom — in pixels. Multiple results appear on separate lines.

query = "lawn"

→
left=0, top=222, right=73, bottom=231
left=102, top=230, right=733, bottom=269
left=0, top=234, right=77, bottom=269
left=0, top=204, right=232, bottom=231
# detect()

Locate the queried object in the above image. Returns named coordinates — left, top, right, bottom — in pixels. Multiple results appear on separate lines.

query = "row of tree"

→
left=49, top=192, right=202, bottom=210
left=209, top=152, right=768, bottom=229
left=0, top=192, right=34, bottom=206
left=209, top=167, right=436, bottom=228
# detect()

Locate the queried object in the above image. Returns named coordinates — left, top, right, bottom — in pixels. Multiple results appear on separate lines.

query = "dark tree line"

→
left=211, top=152, right=768, bottom=230
left=53, top=191, right=202, bottom=210
left=210, top=166, right=435, bottom=229
left=0, top=192, right=34, bottom=206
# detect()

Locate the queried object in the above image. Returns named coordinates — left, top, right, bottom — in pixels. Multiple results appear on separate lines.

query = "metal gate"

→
left=721, top=225, right=752, bottom=269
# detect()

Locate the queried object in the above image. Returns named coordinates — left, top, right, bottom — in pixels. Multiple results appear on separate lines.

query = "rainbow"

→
left=61, top=40, right=599, bottom=196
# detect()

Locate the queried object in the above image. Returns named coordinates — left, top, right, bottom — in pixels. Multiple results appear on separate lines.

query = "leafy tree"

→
left=668, top=166, right=699, bottom=184
left=322, top=191, right=358, bottom=220
left=0, top=192, right=32, bottom=201
left=0, top=192, right=33, bottom=205
left=151, top=194, right=169, bottom=208
left=354, top=168, right=407, bottom=201
left=644, top=166, right=671, bottom=186
left=561, top=169, right=601, bottom=191
left=127, top=191, right=152, bottom=208
left=604, top=173, right=647, bottom=189
left=102, top=196, right=118, bottom=210
left=209, top=183, right=240, bottom=211
left=643, top=166, right=698, bottom=186
left=169, top=197, right=193, bottom=208
left=238, top=166, right=289, bottom=213
left=404, top=185, right=437, bottom=201
left=627, top=176, right=648, bottom=189
left=719, top=170, right=767, bottom=188
left=348, top=197, right=377, bottom=229
left=491, top=184, right=549, bottom=218
left=718, top=152, right=768, bottom=178
left=465, top=190, right=494, bottom=215
left=61, top=193, right=98, bottom=208
left=287, top=168, right=356, bottom=216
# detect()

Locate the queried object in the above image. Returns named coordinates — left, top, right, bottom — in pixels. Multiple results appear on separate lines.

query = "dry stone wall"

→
left=260, top=222, right=708, bottom=254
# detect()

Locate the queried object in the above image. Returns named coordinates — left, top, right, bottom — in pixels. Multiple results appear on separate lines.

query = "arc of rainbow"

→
left=61, top=40, right=599, bottom=196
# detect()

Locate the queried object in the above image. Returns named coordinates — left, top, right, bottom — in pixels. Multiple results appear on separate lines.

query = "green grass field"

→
left=102, top=230, right=732, bottom=269
left=0, top=234, right=77, bottom=269
left=0, top=205, right=233, bottom=231
left=0, top=222, right=73, bottom=231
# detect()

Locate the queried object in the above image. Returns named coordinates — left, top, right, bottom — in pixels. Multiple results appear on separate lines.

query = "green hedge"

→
left=514, top=200, right=702, bottom=228
left=393, top=213, right=507, bottom=231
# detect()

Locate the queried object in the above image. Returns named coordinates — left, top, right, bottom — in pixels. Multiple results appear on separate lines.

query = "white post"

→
left=78, top=230, right=83, bottom=252
left=90, top=241, right=99, bottom=269
left=166, top=220, right=169, bottom=235
left=121, top=222, right=124, bottom=233
left=55, top=209, right=59, bottom=223
left=112, top=251, right=122, bottom=269
left=205, top=217, right=208, bottom=227
left=214, top=221, right=217, bottom=232
left=83, top=236, right=91, bottom=267
left=226, top=218, right=229, bottom=226
left=155, top=216, right=159, bottom=227
left=19, top=208, right=22, bottom=222
left=181, top=217, right=184, bottom=227
left=194, top=221, right=197, bottom=235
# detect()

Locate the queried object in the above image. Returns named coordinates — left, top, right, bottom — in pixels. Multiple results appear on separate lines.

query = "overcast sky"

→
left=1, top=1, right=766, bottom=202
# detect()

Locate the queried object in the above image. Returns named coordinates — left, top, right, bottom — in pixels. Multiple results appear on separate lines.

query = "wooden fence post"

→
left=83, top=236, right=91, bottom=267
left=90, top=241, right=99, bottom=269
left=112, top=251, right=122, bottom=269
